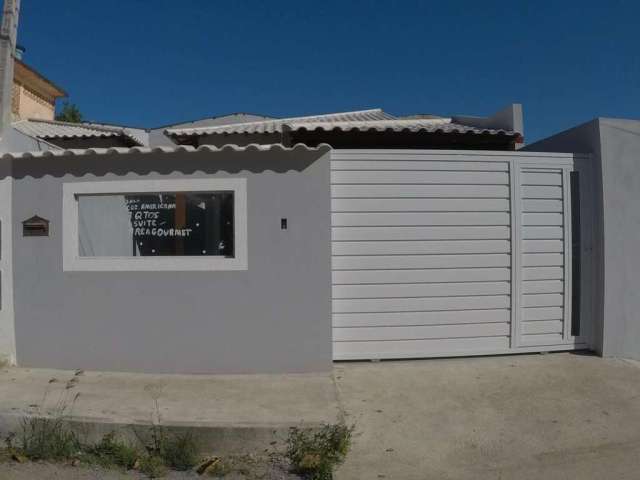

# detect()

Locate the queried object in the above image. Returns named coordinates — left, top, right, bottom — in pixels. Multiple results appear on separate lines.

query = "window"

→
left=78, top=192, right=234, bottom=257
left=63, top=179, right=247, bottom=271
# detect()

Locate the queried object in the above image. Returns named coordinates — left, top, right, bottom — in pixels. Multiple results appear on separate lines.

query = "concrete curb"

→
left=0, top=411, right=329, bottom=454
left=0, top=367, right=342, bottom=455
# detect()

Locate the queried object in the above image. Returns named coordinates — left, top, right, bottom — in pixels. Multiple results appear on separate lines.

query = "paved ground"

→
left=0, top=367, right=340, bottom=454
left=0, top=367, right=339, bottom=428
left=3, top=353, right=640, bottom=479
left=334, top=352, right=640, bottom=480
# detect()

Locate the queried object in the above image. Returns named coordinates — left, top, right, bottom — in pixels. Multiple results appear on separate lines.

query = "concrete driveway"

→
left=334, top=353, right=640, bottom=480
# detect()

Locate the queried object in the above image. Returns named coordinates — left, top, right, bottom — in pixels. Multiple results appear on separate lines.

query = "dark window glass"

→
left=78, top=192, right=234, bottom=257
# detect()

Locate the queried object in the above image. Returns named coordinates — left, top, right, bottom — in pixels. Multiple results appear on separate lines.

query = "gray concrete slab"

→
left=4, top=353, right=640, bottom=479
left=0, top=367, right=340, bottom=454
left=334, top=353, right=640, bottom=480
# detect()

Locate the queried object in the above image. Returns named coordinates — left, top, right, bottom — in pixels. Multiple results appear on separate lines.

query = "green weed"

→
left=137, top=454, right=168, bottom=478
left=82, top=431, right=140, bottom=469
left=286, top=423, right=354, bottom=480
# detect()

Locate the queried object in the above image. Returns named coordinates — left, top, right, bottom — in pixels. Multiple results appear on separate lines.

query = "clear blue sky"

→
left=18, top=0, right=639, bottom=141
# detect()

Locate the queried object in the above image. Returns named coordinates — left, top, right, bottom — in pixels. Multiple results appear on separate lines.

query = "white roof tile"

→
left=13, top=119, right=145, bottom=145
left=166, top=109, right=395, bottom=137
left=0, top=143, right=331, bottom=160
left=165, top=109, right=517, bottom=138
left=289, top=118, right=516, bottom=135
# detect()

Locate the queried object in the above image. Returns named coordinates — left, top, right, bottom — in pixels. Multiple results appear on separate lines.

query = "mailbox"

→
left=22, top=215, right=50, bottom=237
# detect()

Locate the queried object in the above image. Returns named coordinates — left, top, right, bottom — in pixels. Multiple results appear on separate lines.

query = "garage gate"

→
left=331, top=149, right=591, bottom=360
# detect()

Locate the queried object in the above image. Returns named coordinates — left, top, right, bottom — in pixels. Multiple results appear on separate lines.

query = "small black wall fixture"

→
left=22, top=215, right=50, bottom=237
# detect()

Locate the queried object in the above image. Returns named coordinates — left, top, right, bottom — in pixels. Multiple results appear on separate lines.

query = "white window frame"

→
left=63, top=178, right=248, bottom=272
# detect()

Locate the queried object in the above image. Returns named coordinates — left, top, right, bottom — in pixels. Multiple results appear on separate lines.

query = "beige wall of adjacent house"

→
left=11, top=81, right=55, bottom=121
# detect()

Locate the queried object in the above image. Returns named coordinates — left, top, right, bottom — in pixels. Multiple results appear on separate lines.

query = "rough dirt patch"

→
left=0, top=454, right=303, bottom=479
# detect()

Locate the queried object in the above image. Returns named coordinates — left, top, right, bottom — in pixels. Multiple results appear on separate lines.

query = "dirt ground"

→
left=0, top=455, right=302, bottom=480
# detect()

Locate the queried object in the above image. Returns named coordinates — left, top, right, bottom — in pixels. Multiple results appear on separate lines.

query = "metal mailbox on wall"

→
left=22, top=215, right=49, bottom=237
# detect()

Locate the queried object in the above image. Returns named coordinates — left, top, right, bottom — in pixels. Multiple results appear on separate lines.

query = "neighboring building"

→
left=6, top=105, right=524, bottom=152
left=12, top=55, right=67, bottom=121
left=164, top=106, right=524, bottom=150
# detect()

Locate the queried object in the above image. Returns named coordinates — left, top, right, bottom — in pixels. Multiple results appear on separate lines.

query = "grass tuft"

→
left=136, top=398, right=200, bottom=472
left=82, top=431, right=140, bottom=469
left=18, top=416, right=81, bottom=461
left=286, top=423, right=354, bottom=480
left=137, top=454, right=168, bottom=478
left=158, top=431, right=199, bottom=471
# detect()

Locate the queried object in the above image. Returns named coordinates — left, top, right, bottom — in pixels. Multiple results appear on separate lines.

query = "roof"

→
left=81, top=122, right=149, bottom=146
left=165, top=108, right=518, bottom=139
left=165, top=109, right=395, bottom=137
left=14, top=59, right=67, bottom=98
left=7, top=107, right=522, bottom=151
left=13, top=119, right=145, bottom=146
left=0, top=142, right=331, bottom=160
left=155, top=113, right=275, bottom=130
left=286, top=118, right=515, bottom=136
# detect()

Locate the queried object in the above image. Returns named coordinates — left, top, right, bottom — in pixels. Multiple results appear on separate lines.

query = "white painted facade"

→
left=0, top=146, right=598, bottom=372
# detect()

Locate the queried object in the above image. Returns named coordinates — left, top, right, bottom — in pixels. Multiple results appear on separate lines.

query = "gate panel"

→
left=331, top=151, right=512, bottom=360
left=518, top=168, right=567, bottom=346
left=331, top=150, right=588, bottom=360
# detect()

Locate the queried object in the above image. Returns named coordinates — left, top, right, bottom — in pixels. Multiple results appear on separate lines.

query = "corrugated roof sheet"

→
left=288, top=118, right=517, bottom=136
left=0, top=143, right=331, bottom=160
left=13, top=119, right=145, bottom=145
left=165, top=109, right=517, bottom=139
left=157, top=113, right=275, bottom=130
left=165, top=109, right=395, bottom=137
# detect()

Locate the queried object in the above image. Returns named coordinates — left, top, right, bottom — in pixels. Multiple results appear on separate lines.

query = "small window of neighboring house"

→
left=63, top=179, right=247, bottom=271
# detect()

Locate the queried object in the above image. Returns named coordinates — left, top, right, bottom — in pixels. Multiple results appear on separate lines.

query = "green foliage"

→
left=158, top=431, right=199, bottom=471
left=138, top=399, right=200, bottom=471
left=83, top=432, right=140, bottom=470
left=55, top=101, right=83, bottom=123
left=18, top=416, right=81, bottom=461
left=17, top=383, right=82, bottom=461
left=84, top=429, right=198, bottom=477
left=286, top=423, right=354, bottom=480
left=137, top=455, right=168, bottom=478
left=140, top=425, right=199, bottom=472
left=11, top=385, right=201, bottom=478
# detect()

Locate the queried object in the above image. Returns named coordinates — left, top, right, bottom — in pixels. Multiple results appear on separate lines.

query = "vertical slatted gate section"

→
left=518, top=169, right=567, bottom=346
left=331, top=150, right=585, bottom=360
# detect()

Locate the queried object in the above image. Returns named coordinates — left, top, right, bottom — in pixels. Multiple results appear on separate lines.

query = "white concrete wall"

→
left=597, top=119, right=640, bottom=360
left=0, top=171, right=15, bottom=365
left=8, top=148, right=333, bottom=374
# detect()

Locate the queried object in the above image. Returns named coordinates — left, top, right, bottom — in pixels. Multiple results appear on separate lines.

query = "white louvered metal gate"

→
left=331, top=150, right=590, bottom=360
